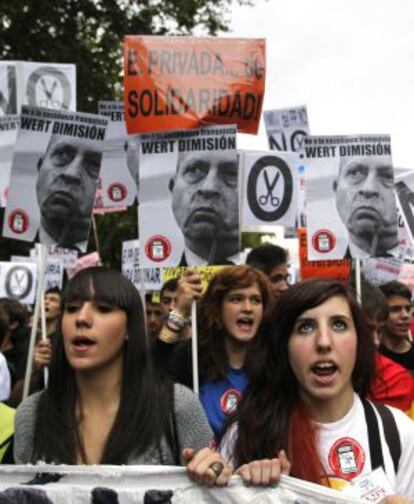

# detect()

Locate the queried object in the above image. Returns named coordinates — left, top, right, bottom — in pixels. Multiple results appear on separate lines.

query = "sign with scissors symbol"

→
left=259, top=170, right=280, bottom=207
left=245, top=153, right=296, bottom=224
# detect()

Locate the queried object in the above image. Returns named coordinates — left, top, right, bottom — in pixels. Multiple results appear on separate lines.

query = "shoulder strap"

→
left=361, top=399, right=385, bottom=471
left=372, top=402, right=401, bottom=474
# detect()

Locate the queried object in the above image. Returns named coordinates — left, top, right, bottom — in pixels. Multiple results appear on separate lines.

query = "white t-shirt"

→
left=0, top=352, right=11, bottom=401
left=220, top=394, right=414, bottom=496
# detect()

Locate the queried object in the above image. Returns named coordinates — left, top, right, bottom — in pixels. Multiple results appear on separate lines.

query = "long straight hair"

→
left=230, top=279, right=376, bottom=481
left=32, top=267, right=170, bottom=464
left=198, top=265, right=272, bottom=381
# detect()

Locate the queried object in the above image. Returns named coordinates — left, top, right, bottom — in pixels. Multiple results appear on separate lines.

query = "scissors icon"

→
left=259, top=169, right=280, bottom=207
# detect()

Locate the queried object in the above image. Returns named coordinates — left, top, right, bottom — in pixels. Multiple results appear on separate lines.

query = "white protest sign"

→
left=0, top=61, right=76, bottom=115
left=264, top=105, right=310, bottom=153
left=0, top=261, right=37, bottom=304
left=31, top=245, right=78, bottom=269
left=98, top=101, right=138, bottom=207
left=122, top=239, right=162, bottom=291
left=241, top=150, right=299, bottom=229
left=343, top=467, right=393, bottom=503
left=3, top=106, right=108, bottom=251
left=361, top=257, right=404, bottom=286
left=0, top=115, right=19, bottom=207
left=305, top=135, right=399, bottom=260
left=0, top=465, right=361, bottom=504
left=12, top=255, right=63, bottom=291
left=139, top=125, right=240, bottom=267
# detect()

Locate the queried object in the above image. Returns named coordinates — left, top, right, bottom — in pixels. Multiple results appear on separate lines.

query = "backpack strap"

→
left=361, top=399, right=385, bottom=471
left=371, top=402, right=401, bottom=474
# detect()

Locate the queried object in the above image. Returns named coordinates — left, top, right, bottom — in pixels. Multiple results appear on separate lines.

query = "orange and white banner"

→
left=124, top=36, right=265, bottom=135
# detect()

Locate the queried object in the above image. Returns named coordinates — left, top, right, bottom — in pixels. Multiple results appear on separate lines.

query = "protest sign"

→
left=3, top=106, right=108, bottom=251
left=305, top=135, right=399, bottom=260
left=66, top=251, right=101, bottom=280
left=98, top=101, right=138, bottom=207
left=0, top=114, right=19, bottom=207
left=399, top=263, right=414, bottom=292
left=122, top=239, right=162, bottom=291
left=12, top=255, right=64, bottom=291
left=298, top=228, right=351, bottom=281
left=163, top=266, right=222, bottom=292
left=124, top=36, right=265, bottom=135
left=0, top=261, right=37, bottom=304
left=139, top=124, right=240, bottom=267
left=32, top=245, right=78, bottom=269
left=361, top=257, right=404, bottom=286
left=240, top=150, right=299, bottom=229
left=395, top=169, right=414, bottom=245
left=0, top=61, right=76, bottom=115
left=0, top=465, right=361, bottom=504
left=264, top=105, right=309, bottom=152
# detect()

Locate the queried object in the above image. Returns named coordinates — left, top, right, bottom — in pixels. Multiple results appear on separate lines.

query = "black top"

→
left=379, top=343, right=414, bottom=374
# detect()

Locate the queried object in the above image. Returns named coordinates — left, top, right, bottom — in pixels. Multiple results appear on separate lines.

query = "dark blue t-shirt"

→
left=200, top=367, right=248, bottom=439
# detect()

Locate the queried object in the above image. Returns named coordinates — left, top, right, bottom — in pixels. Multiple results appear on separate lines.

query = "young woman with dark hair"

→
left=220, top=279, right=414, bottom=496
left=157, top=265, right=271, bottom=440
left=14, top=267, right=229, bottom=482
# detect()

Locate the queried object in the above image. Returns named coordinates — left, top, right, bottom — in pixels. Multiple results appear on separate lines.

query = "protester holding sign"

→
left=14, top=267, right=225, bottom=479
left=220, top=279, right=414, bottom=496
left=156, top=265, right=271, bottom=440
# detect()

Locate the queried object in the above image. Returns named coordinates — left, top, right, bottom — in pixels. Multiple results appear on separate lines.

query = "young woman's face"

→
left=62, top=298, right=127, bottom=374
left=288, top=295, right=357, bottom=410
left=221, top=282, right=263, bottom=344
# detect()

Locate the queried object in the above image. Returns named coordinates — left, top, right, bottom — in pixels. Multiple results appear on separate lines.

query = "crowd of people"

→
left=0, top=243, right=414, bottom=502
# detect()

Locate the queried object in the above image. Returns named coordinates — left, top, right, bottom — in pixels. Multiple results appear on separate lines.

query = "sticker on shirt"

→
left=220, top=388, right=241, bottom=415
left=328, top=437, right=365, bottom=480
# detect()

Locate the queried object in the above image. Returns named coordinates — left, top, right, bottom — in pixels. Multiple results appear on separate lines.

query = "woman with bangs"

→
left=156, top=265, right=271, bottom=441
left=13, top=267, right=229, bottom=484
left=219, top=278, right=414, bottom=499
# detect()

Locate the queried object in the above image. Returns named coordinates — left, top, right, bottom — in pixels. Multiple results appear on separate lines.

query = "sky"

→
left=226, top=0, right=414, bottom=168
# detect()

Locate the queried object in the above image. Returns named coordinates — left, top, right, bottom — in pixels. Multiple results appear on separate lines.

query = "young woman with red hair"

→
left=220, top=279, right=414, bottom=498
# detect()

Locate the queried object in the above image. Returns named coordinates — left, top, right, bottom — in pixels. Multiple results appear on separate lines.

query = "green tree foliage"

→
left=0, top=0, right=252, bottom=267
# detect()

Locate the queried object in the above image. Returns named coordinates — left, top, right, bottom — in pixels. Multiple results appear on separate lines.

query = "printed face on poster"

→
left=240, top=150, right=299, bottom=229
left=98, top=101, right=138, bottom=207
left=139, top=125, right=240, bottom=267
left=3, top=106, right=108, bottom=251
left=305, top=135, right=399, bottom=260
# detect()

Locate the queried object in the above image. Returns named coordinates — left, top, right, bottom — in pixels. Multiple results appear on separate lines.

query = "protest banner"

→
left=0, top=465, right=362, bottom=504
left=32, top=245, right=78, bottom=269
left=305, top=135, right=400, bottom=260
left=361, top=257, right=404, bottom=286
left=122, top=239, right=162, bottom=291
left=0, top=114, right=19, bottom=207
left=66, top=251, right=102, bottom=280
left=399, top=262, right=414, bottom=293
left=264, top=105, right=309, bottom=153
left=98, top=101, right=138, bottom=207
left=124, top=36, right=265, bottom=135
left=240, top=150, right=299, bottom=229
left=163, top=266, right=222, bottom=292
left=298, top=229, right=351, bottom=281
left=12, top=255, right=64, bottom=291
left=0, top=61, right=76, bottom=115
left=139, top=125, right=240, bottom=267
left=0, top=261, right=37, bottom=304
left=3, top=106, right=108, bottom=251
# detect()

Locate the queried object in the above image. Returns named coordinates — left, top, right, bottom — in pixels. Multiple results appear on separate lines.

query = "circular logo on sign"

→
left=5, top=265, right=33, bottom=300
left=145, top=235, right=171, bottom=262
left=220, top=388, right=241, bottom=415
left=311, top=229, right=336, bottom=253
left=108, top=183, right=127, bottom=202
left=247, top=155, right=293, bottom=222
left=290, top=129, right=308, bottom=151
left=26, top=66, right=72, bottom=110
left=8, top=209, right=29, bottom=234
left=328, top=437, right=365, bottom=480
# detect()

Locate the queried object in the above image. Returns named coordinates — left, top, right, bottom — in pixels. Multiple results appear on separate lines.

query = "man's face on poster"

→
left=36, top=135, right=102, bottom=246
left=169, top=151, right=239, bottom=258
left=334, top=156, right=397, bottom=252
